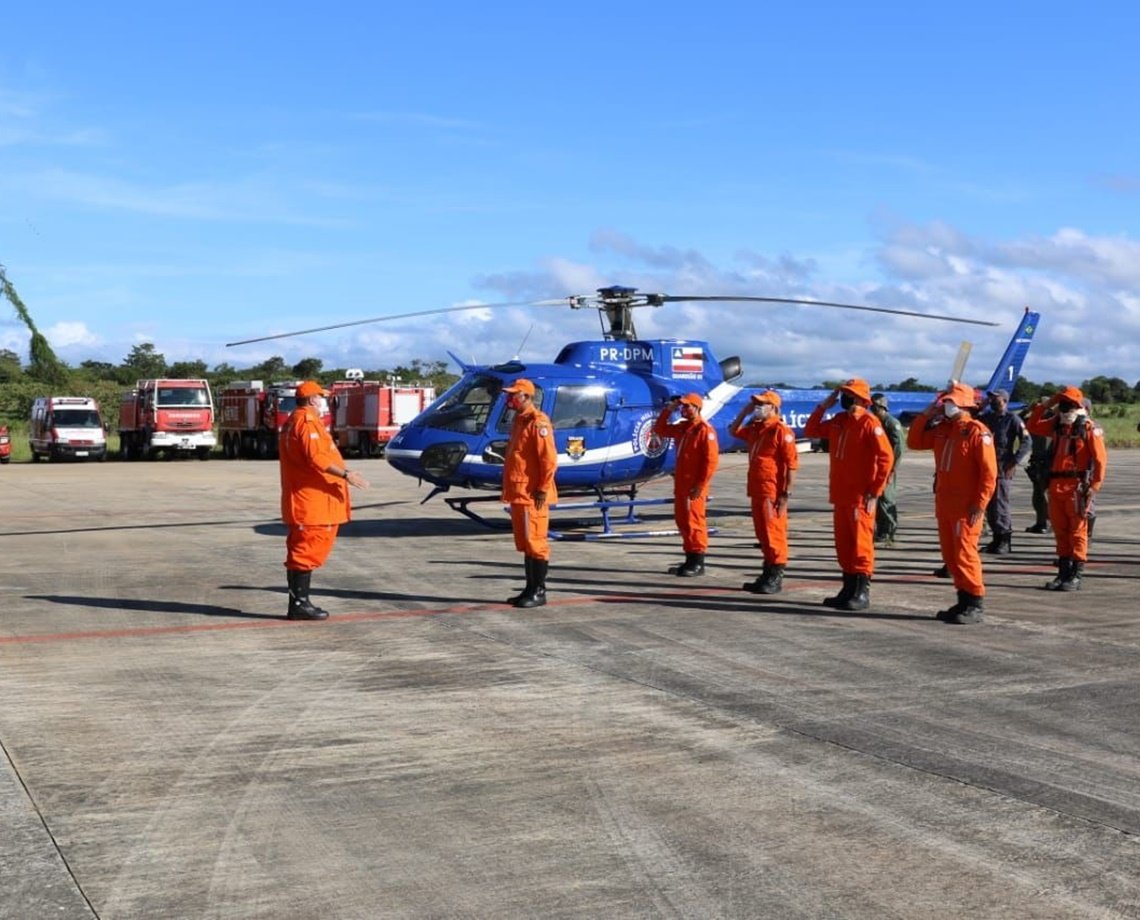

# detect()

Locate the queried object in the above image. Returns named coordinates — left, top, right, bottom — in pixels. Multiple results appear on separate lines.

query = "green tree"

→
left=291, top=357, right=324, bottom=379
left=250, top=355, right=290, bottom=381
left=0, top=348, right=22, bottom=383
left=121, top=342, right=167, bottom=380
left=79, top=359, right=118, bottom=380
left=1, top=263, right=69, bottom=386
left=169, top=359, right=208, bottom=378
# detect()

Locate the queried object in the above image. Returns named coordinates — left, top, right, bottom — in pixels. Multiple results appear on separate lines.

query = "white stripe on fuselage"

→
left=389, top=381, right=746, bottom=470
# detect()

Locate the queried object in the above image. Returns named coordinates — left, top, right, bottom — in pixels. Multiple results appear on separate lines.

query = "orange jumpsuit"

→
left=1026, top=407, right=1107, bottom=562
left=804, top=405, right=893, bottom=575
left=655, top=408, right=720, bottom=553
left=907, top=414, right=997, bottom=596
left=729, top=415, right=798, bottom=565
left=501, top=404, right=559, bottom=561
left=279, top=406, right=351, bottom=571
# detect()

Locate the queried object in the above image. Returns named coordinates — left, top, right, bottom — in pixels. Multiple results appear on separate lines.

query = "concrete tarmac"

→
left=1, top=449, right=1138, bottom=920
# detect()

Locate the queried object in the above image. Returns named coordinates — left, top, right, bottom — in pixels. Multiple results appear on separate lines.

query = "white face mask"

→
left=753, top=405, right=773, bottom=421
left=1059, top=410, right=1079, bottom=425
left=943, top=402, right=961, bottom=419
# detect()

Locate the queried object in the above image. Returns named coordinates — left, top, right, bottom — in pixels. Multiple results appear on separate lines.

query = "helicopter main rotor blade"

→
left=225, top=299, right=569, bottom=346
left=658, top=295, right=1000, bottom=327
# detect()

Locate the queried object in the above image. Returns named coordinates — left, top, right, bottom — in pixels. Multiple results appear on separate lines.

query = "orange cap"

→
left=502, top=378, right=536, bottom=396
left=939, top=382, right=977, bottom=409
left=751, top=390, right=782, bottom=409
left=296, top=380, right=329, bottom=398
left=839, top=378, right=871, bottom=403
left=1056, top=385, right=1084, bottom=404
left=679, top=392, right=703, bottom=409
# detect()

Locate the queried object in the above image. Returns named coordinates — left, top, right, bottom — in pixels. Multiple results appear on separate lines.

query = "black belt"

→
left=1048, top=471, right=1083, bottom=479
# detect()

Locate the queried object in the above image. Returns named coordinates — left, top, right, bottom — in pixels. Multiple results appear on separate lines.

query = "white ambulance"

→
left=29, top=396, right=108, bottom=462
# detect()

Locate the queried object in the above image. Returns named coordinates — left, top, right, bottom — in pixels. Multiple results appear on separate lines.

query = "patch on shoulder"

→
left=1093, top=427, right=1104, bottom=437
left=982, top=434, right=993, bottom=445
left=874, top=426, right=885, bottom=436
left=539, top=426, right=549, bottom=438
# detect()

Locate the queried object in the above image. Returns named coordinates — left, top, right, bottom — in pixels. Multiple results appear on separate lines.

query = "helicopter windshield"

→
left=420, top=374, right=504, bottom=434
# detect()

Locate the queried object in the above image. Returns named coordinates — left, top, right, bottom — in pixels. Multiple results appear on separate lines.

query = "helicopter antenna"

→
left=513, top=323, right=535, bottom=360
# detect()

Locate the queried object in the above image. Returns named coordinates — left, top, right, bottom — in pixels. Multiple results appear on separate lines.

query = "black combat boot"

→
left=507, top=557, right=536, bottom=605
left=514, top=559, right=548, bottom=608
left=287, top=570, right=329, bottom=620
left=987, top=532, right=1012, bottom=555
left=1025, top=522, right=1048, bottom=534
left=672, top=552, right=694, bottom=576
left=757, top=564, right=785, bottom=595
left=678, top=553, right=706, bottom=577
left=840, top=573, right=871, bottom=611
left=743, top=563, right=771, bottom=593
left=932, top=563, right=950, bottom=578
left=951, top=593, right=984, bottom=624
left=1057, top=559, right=1084, bottom=592
left=1046, top=558, right=1072, bottom=591
left=823, top=573, right=855, bottom=607
left=936, top=589, right=967, bottom=622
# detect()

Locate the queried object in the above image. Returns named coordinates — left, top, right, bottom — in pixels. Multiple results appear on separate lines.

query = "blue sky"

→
left=2, top=2, right=1139, bottom=387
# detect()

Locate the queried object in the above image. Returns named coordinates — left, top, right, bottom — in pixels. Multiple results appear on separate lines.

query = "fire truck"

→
left=329, top=372, right=435, bottom=457
left=0, top=425, right=10, bottom=464
left=218, top=380, right=331, bottom=459
left=118, top=378, right=216, bottom=460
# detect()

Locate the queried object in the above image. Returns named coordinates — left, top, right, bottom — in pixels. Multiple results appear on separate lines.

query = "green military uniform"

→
left=871, top=395, right=905, bottom=545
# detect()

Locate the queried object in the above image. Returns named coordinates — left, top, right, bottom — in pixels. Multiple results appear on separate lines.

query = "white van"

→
left=30, top=396, right=108, bottom=462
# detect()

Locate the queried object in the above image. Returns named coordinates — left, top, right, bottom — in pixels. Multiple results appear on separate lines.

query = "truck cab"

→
left=30, top=396, right=108, bottom=462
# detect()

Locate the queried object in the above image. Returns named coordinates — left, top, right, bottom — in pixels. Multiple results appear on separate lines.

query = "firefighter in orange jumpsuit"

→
left=729, top=390, right=798, bottom=594
left=501, top=378, right=559, bottom=608
left=654, top=392, right=720, bottom=576
left=1025, top=385, right=1107, bottom=591
left=804, top=378, right=894, bottom=610
left=906, top=383, right=997, bottom=624
left=279, top=380, right=369, bottom=620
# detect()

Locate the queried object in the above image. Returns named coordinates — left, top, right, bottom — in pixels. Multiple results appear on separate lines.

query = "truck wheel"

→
left=256, top=432, right=271, bottom=460
left=0, top=457, right=8, bottom=464
left=31, top=448, right=41, bottom=463
left=197, top=447, right=211, bottom=461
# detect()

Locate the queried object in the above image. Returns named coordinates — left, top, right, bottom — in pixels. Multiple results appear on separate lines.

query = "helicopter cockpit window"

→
left=420, top=374, right=504, bottom=434
left=550, top=386, right=606, bottom=430
left=495, top=386, right=546, bottom=434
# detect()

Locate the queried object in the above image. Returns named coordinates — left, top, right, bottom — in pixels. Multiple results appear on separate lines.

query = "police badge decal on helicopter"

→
left=566, top=436, right=586, bottom=460
left=633, top=413, right=669, bottom=459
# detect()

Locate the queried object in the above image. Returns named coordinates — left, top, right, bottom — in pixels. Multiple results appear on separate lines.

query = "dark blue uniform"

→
left=979, top=407, right=1030, bottom=552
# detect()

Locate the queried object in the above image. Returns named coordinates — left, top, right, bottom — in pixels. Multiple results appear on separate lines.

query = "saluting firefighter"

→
left=1025, top=386, right=1107, bottom=591
left=978, top=388, right=1030, bottom=555
left=906, top=383, right=997, bottom=624
left=501, top=378, right=559, bottom=608
left=654, top=392, right=720, bottom=577
left=729, top=390, right=798, bottom=594
left=279, top=380, right=370, bottom=620
left=804, top=378, right=894, bottom=610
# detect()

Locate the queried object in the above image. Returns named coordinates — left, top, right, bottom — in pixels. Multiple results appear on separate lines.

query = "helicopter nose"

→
left=419, top=441, right=468, bottom=478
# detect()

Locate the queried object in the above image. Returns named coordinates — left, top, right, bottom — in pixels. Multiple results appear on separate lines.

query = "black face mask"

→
left=840, top=394, right=856, bottom=410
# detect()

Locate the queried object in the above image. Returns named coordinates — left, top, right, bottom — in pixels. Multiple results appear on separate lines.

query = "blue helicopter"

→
left=229, top=286, right=1034, bottom=531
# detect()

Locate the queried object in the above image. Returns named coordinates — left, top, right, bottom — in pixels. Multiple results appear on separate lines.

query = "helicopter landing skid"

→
left=442, top=494, right=712, bottom=541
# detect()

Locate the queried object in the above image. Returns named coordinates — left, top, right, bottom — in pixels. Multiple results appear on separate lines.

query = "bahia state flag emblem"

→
left=671, top=345, right=704, bottom=376
left=566, top=437, right=586, bottom=460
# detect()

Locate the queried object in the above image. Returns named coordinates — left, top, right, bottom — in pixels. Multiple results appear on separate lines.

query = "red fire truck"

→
left=329, top=374, right=435, bottom=457
left=218, top=380, right=331, bottom=459
left=118, top=378, right=216, bottom=460
left=0, top=425, right=10, bottom=464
